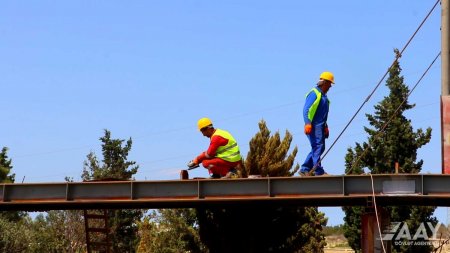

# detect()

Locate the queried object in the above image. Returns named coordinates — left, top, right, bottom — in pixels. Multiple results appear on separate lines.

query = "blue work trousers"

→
left=301, top=124, right=326, bottom=175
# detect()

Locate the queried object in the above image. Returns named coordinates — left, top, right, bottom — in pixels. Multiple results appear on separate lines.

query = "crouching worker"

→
left=189, top=117, right=242, bottom=178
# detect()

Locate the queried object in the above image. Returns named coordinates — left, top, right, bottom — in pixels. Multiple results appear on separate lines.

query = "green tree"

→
left=0, top=215, right=33, bottom=252
left=323, top=224, right=345, bottom=236
left=342, top=49, right=436, bottom=253
left=0, top=147, right=14, bottom=183
left=29, top=212, right=86, bottom=253
left=196, top=120, right=327, bottom=252
left=137, top=209, right=207, bottom=253
left=0, top=147, right=26, bottom=222
left=82, top=129, right=143, bottom=252
left=243, top=120, right=299, bottom=177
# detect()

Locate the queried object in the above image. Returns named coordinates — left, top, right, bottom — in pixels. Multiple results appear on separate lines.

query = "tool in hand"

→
left=180, top=160, right=200, bottom=180
left=187, top=160, right=200, bottom=170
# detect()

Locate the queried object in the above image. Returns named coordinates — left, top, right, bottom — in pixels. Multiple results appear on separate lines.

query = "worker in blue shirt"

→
left=300, top=72, right=334, bottom=176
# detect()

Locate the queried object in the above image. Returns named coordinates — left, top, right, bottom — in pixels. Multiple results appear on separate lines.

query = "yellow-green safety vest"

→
left=306, top=87, right=330, bottom=122
left=212, top=129, right=242, bottom=162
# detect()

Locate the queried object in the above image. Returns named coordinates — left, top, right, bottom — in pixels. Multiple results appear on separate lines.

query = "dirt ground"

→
left=324, top=235, right=353, bottom=252
left=324, top=249, right=354, bottom=253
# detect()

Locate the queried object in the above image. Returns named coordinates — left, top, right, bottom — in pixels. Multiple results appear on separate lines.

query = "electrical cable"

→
left=370, top=173, right=388, bottom=253
left=310, top=0, right=440, bottom=174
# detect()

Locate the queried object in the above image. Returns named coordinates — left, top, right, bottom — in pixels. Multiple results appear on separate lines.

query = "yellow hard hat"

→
left=197, top=117, right=213, bottom=131
left=319, top=71, right=335, bottom=84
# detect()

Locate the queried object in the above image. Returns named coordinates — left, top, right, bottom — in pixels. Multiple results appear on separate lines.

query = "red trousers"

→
left=201, top=158, right=240, bottom=177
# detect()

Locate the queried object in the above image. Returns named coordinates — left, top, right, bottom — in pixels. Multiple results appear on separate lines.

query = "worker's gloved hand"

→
left=324, top=126, right=329, bottom=138
left=304, top=124, right=312, bottom=135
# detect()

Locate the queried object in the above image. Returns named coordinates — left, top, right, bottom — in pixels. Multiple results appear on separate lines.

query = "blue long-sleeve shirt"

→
left=303, top=86, right=329, bottom=126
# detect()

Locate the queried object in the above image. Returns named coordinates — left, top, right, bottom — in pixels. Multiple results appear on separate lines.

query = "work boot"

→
left=210, top=173, right=221, bottom=179
left=223, top=168, right=238, bottom=179
left=299, top=171, right=309, bottom=177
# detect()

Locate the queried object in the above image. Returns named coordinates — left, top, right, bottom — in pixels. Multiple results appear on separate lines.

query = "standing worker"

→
left=189, top=118, right=242, bottom=178
left=300, top=71, right=334, bottom=176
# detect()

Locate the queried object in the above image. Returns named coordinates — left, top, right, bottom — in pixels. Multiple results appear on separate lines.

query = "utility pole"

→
left=443, top=0, right=450, bottom=96
left=442, top=0, right=450, bottom=174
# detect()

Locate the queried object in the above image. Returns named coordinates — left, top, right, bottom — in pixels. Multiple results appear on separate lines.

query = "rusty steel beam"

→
left=1, top=174, right=450, bottom=211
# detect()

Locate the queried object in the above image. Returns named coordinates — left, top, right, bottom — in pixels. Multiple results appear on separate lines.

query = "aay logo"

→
left=380, top=222, right=445, bottom=246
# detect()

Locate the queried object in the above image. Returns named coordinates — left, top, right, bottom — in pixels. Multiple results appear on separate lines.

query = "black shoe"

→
left=210, top=174, right=221, bottom=179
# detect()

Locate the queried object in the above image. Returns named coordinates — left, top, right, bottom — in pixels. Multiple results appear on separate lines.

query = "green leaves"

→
left=82, top=129, right=138, bottom=181
left=0, top=147, right=14, bottom=183
left=82, top=129, right=143, bottom=252
left=137, top=210, right=206, bottom=253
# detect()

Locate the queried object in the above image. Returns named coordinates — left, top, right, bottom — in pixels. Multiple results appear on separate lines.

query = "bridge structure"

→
left=1, top=174, right=450, bottom=211
left=5, top=173, right=450, bottom=252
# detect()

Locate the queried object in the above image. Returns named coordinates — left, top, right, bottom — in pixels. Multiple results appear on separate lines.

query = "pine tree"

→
left=82, top=129, right=143, bottom=252
left=196, top=120, right=327, bottom=252
left=0, top=147, right=14, bottom=183
left=82, top=129, right=138, bottom=180
left=342, top=49, right=436, bottom=253
left=0, top=147, right=27, bottom=222
left=244, top=120, right=299, bottom=177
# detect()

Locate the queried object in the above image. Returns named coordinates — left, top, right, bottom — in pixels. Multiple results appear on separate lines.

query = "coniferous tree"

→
left=0, top=147, right=14, bottom=183
left=342, top=49, right=436, bottom=253
left=244, top=120, right=299, bottom=177
left=196, top=120, right=327, bottom=252
left=0, top=147, right=26, bottom=222
left=83, top=129, right=143, bottom=252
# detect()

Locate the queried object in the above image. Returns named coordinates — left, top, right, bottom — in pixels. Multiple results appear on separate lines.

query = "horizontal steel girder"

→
left=1, top=174, right=450, bottom=211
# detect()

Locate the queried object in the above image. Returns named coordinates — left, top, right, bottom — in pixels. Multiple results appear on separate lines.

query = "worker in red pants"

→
left=189, top=118, right=242, bottom=178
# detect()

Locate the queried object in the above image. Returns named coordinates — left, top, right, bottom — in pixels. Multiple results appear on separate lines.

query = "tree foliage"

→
left=323, top=224, right=346, bottom=236
left=0, top=147, right=26, bottom=222
left=137, top=209, right=207, bottom=253
left=82, top=129, right=143, bottom=252
left=244, top=120, right=299, bottom=177
left=0, top=212, right=86, bottom=253
left=197, top=120, right=327, bottom=252
left=0, top=215, right=33, bottom=253
left=29, top=211, right=86, bottom=252
left=342, top=49, right=436, bottom=253
left=0, top=147, right=14, bottom=183
left=82, top=129, right=138, bottom=180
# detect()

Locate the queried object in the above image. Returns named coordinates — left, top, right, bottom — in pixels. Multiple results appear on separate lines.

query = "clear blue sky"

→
left=0, top=0, right=444, bottom=225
